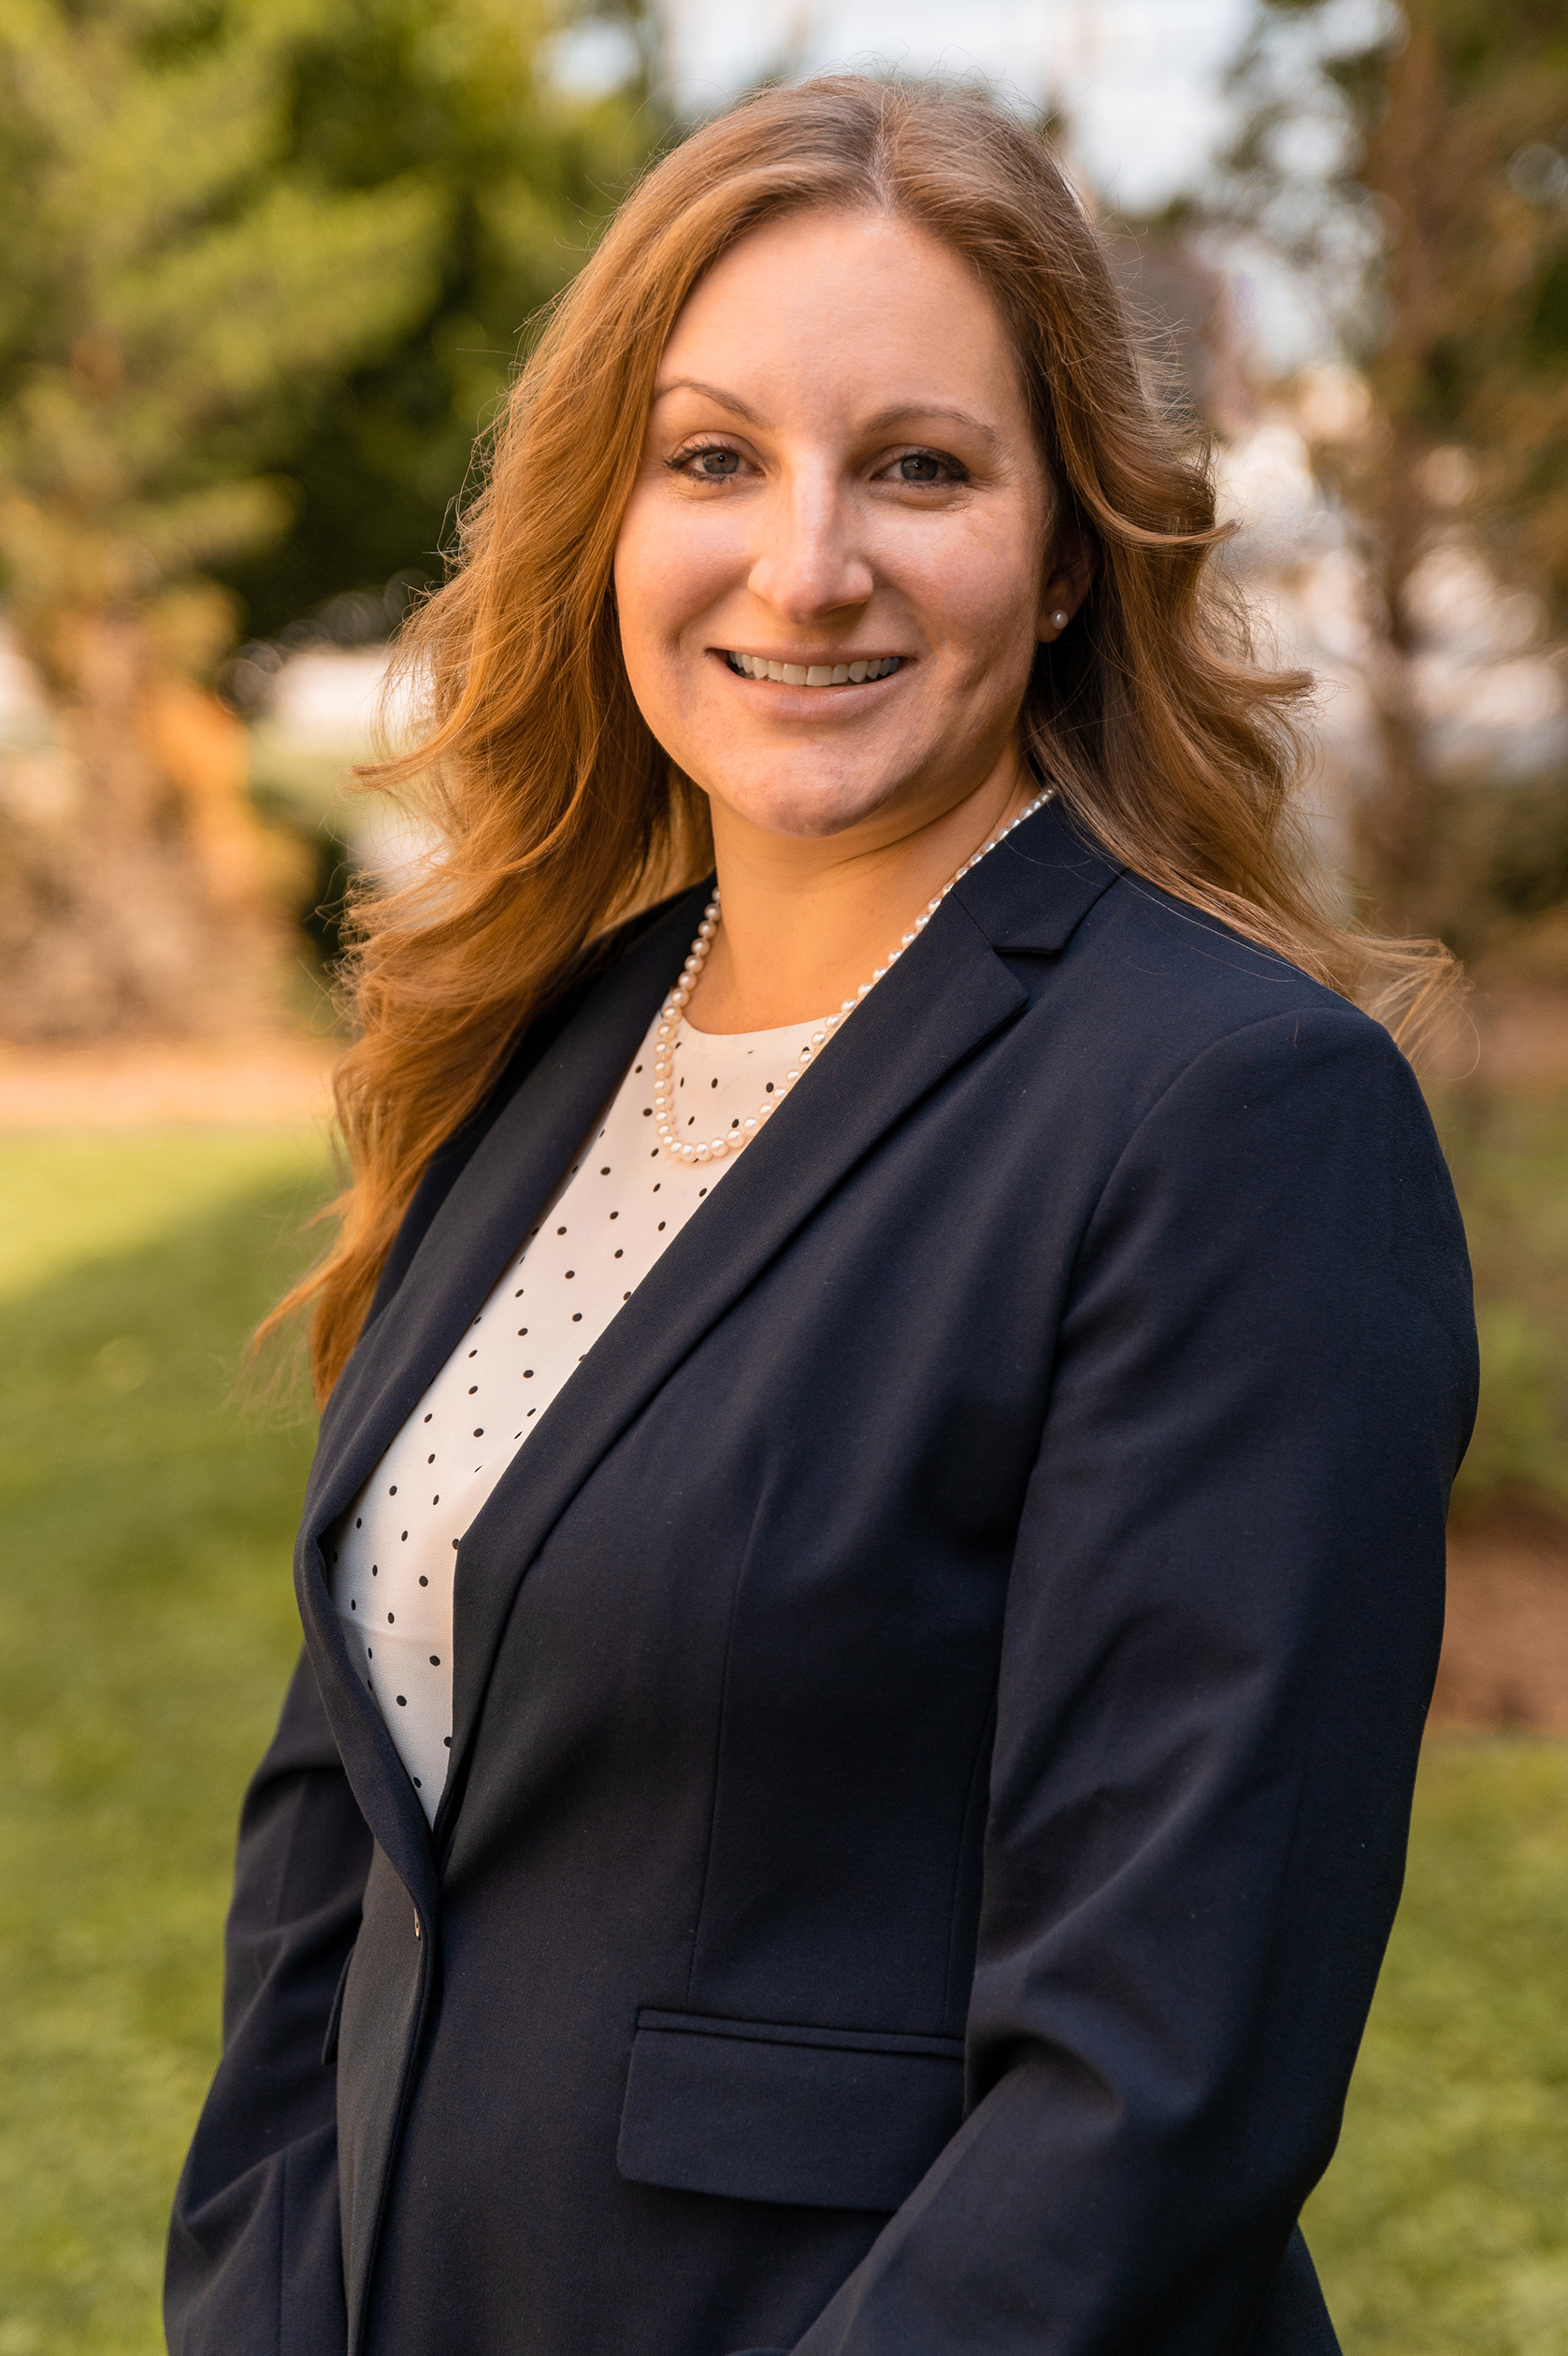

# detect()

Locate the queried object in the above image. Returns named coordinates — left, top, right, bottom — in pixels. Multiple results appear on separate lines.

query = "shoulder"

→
left=1083, top=873, right=1404, bottom=1092
left=959, top=796, right=1403, bottom=1112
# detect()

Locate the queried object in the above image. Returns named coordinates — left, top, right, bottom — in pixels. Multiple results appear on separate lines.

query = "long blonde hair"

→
left=274, top=73, right=1455, bottom=1402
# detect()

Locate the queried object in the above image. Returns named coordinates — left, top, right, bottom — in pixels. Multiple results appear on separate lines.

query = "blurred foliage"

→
left=1231, top=0, right=1568, bottom=624
left=0, top=0, right=437, bottom=667
left=212, top=0, right=664, bottom=642
left=0, top=1120, right=1565, bottom=2348
left=1224, top=0, right=1568, bottom=940
left=1434, top=1085, right=1568, bottom=1523
left=0, top=0, right=662, bottom=1040
left=0, top=0, right=661, bottom=657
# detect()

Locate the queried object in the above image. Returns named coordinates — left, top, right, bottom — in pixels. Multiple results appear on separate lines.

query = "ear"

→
left=1037, top=522, right=1095, bottom=643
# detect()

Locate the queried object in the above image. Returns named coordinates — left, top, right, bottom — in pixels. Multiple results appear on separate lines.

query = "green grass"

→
left=0, top=1132, right=329, bottom=2356
left=1306, top=1740, right=1568, bottom=2350
left=1, top=1128, right=1566, bottom=2354
left=1433, top=1087, right=1568, bottom=1521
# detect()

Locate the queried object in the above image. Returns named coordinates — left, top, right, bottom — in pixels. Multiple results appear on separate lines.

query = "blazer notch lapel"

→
left=954, top=797, right=1121, bottom=954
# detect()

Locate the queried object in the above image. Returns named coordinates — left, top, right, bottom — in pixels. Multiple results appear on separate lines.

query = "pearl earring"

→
left=1050, top=610, right=1071, bottom=630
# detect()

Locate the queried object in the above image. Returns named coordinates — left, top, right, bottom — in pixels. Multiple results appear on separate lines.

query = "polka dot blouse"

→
left=329, top=1002, right=827, bottom=1821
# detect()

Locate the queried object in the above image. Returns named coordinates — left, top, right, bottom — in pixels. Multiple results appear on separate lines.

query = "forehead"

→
left=656, top=208, right=1030, bottom=429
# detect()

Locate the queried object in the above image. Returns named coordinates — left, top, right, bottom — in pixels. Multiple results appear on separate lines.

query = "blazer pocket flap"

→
left=617, top=2009, right=964, bottom=2212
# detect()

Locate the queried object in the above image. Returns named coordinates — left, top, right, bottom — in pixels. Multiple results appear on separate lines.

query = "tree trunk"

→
left=0, top=605, right=285, bottom=1042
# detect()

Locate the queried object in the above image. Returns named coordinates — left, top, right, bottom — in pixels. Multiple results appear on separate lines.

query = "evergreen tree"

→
left=0, top=0, right=656, bottom=1038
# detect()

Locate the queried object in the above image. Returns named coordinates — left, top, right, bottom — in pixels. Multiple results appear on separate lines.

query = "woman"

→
left=167, top=77, right=1476, bottom=2356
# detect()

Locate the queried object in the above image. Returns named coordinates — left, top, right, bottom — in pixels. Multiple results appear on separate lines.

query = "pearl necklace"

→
left=652, top=786, right=1053, bottom=1166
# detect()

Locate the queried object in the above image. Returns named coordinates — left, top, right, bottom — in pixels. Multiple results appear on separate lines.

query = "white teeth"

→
left=729, top=653, right=900, bottom=686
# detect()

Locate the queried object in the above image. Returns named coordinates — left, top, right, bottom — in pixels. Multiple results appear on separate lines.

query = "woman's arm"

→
left=784, top=1002, right=1477, bottom=2356
left=165, top=1649, right=373, bottom=2356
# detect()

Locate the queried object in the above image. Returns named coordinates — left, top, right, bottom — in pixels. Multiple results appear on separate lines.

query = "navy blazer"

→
left=166, top=799, right=1476, bottom=2356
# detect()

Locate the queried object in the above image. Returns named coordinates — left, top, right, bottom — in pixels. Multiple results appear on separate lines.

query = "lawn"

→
left=1, top=1127, right=1565, bottom=2354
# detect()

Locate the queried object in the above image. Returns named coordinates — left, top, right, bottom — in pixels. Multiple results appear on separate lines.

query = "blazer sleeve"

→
left=165, top=1648, right=373, bottom=2356
left=784, top=1004, right=1478, bottom=2356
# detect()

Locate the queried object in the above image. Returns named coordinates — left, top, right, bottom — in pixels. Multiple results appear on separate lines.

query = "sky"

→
left=656, top=0, right=1259, bottom=215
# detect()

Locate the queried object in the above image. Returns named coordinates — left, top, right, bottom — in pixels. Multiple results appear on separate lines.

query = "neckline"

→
left=672, top=1012, right=833, bottom=1052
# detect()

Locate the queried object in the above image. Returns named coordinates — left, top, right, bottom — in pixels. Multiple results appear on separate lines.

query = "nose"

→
left=745, top=468, right=874, bottom=623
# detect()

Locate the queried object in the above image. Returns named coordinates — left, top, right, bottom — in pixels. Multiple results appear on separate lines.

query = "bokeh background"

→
left=3, top=1, right=1567, bottom=2349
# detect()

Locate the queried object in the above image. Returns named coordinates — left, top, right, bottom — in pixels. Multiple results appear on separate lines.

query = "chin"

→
left=709, top=767, right=908, bottom=841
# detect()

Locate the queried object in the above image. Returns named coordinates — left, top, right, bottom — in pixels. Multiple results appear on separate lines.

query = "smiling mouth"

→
left=724, top=652, right=902, bottom=686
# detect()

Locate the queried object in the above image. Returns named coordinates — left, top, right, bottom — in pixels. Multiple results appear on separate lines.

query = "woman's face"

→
left=613, top=208, right=1058, bottom=843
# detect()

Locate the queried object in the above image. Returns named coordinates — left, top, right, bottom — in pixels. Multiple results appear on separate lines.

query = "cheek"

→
left=613, top=489, right=746, bottom=662
left=899, top=507, right=1044, bottom=680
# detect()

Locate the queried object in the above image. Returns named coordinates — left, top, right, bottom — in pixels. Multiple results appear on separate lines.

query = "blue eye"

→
left=898, top=453, right=943, bottom=482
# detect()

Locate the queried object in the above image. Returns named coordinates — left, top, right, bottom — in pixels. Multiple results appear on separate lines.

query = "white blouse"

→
left=329, top=1002, right=826, bottom=1821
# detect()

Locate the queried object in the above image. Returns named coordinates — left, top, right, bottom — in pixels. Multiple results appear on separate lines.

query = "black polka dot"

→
left=419, top=1574, right=429, bottom=1586
left=614, top=1248, right=624, bottom=1258
left=355, top=1516, right=363, bottom=1529
left=396, top=1696, right=407, bottom=1707
left=444, top=1736, right=452, bottom=1747
left=389, top=1485, right=397, bottom=1496
left=430, top=1655, right=440, bottom=1666
left=600, top=1167, right=611, bottom=1175
left=565, top=1270, right=575, bottom=1279
left=414, top=1776, right=422, bottom=1788
left=371, top=1564, right=379, bottom=1576
left=423, top=1414, right=432, bottom=1423
left=468, top=1385, right=479, bottom=1394
left=523, top=1369, right=534, bottom=1378
left=556, top=1226, right=567, bottom=1235
left=387, top=1612, right=395, bottom=1623
left=401, top=1530, right=409, bottom=1540
left=350, top=1599, right=357, bottom=1611
left=609, top=1211, right=618, bottom=1220
left=427, top=1453, right=435, bottom=1463
left=473, top=1428, right=483, bottom=1436
left=572, top=1312, right=582, bottom=1322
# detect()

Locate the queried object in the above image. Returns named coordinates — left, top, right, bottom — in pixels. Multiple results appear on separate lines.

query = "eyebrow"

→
left=651, top=378, right=766, bottom=423
left=651, top=380, right=1000, bottom=448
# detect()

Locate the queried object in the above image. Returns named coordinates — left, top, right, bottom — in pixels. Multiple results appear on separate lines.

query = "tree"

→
left=0, top=0, right=658, bottom=1039
left=1223, top=0, right=1568, bottom=940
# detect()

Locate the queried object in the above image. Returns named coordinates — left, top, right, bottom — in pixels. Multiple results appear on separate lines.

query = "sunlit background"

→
left=2, top=1, right=1566, bottom=2349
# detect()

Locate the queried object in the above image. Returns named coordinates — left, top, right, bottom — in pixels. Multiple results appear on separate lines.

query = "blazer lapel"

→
left=438, top=800, right=1119, bottom=1837
left=294, top=885, right=711, bottom=1886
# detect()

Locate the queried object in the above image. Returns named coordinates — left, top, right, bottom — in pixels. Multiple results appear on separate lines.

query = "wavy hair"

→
left=271, top=73, right=1456, bottom=1401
